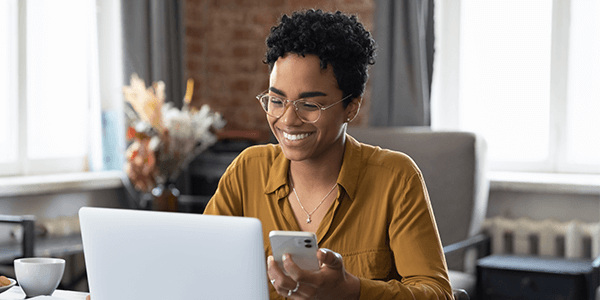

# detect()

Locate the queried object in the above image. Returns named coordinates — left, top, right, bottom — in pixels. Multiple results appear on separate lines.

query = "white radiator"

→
left=483, top=217, right=600, bottom=260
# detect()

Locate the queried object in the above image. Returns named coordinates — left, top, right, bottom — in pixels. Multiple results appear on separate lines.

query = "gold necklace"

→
left=292, top=182, right=338, bottom=224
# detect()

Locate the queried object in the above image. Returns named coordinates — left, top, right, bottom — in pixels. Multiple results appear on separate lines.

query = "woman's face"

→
left=267, top=53, right=359, bottom=163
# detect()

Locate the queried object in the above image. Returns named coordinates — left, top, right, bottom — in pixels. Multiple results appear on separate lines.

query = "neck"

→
left=289, top=139, right=345, bottom=187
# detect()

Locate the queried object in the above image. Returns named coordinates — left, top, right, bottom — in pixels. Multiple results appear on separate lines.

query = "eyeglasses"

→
left=256, top=91, right=353, bottom=123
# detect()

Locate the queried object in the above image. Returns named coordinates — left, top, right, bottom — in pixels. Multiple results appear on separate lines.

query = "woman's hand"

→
left=267, top=248, right=360, bottom=300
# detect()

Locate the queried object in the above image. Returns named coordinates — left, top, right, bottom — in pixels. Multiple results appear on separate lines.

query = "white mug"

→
left=14, top=257, right=65, bottom=298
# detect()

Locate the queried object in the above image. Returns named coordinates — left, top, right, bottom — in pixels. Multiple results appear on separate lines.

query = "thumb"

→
left=317, top=248, right=344, bottom=270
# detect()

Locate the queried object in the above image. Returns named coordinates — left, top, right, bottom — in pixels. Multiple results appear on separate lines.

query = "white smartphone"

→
left=269, top=230, right=320, bottom=275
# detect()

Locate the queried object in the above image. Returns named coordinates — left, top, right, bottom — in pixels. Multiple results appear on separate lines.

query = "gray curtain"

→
left=371, top=0, right=435, bottom=126
left=121, top=0, right=185, bottom=107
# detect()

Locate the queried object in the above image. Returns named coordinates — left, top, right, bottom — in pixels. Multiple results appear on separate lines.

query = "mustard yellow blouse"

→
left=203, top=135, right=453, bottom=299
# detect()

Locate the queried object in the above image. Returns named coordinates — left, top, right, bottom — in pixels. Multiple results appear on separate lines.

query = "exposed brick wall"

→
left=184, top=0, right=375, bottom=141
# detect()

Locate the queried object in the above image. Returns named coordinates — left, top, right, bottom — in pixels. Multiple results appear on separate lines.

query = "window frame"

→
left=432, top=0, right=600, bottom=175
left=0, top=0, right=100, bottom=177
left=0, top=0, right=19, bottom=176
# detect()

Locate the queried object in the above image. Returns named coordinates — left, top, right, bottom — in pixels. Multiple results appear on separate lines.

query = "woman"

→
left=204, top=9, right=453, bottom=299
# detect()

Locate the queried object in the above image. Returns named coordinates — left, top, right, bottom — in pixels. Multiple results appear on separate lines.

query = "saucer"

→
left=0, top=278, right=16, bottom=293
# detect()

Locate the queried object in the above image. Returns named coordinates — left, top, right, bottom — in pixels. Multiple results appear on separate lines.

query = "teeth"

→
left=283, top=132, right=311, bottom=141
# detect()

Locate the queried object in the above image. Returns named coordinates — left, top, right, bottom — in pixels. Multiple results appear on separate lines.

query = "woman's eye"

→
left=300, top=102, right=319, bottom=110
left=270, top=98, right=284, bottom=106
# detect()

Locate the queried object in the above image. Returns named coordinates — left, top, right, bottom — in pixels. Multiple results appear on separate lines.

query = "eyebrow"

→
left=269, top=87, right=327, bottom=99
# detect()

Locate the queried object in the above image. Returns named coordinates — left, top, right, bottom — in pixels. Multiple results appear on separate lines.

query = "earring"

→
left=346, top=118, right=351, bottom=122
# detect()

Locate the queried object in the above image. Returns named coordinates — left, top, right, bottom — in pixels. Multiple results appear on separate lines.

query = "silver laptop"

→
left=79, top=207, right=269, bottom=300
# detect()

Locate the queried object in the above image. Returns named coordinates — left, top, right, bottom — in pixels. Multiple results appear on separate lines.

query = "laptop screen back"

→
left=79, top=207, right=269, bottom=300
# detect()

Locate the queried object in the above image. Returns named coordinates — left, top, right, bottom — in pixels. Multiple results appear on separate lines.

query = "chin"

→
left=279, top=144, right=310, bottom=162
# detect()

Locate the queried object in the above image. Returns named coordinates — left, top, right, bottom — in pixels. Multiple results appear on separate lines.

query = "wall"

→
left=183, top=0, right=375, bottom=138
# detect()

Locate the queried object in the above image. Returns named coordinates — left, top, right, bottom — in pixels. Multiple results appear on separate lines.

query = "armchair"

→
left=347, top=127, right=490, bottom=298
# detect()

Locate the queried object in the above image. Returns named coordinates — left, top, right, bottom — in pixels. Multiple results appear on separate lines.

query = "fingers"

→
left=282, top=254, right=305, bottom=278
left=286, top=281, right=300, bottom=297
left=268, top=255, right=316, bottom=299
left=267, top=256, right=295, bottom=296
left=270, top=249, right=353, bottom=299
left=267, top=256, right=284, bottom=284
left=317, top=248, right=344, bottom=270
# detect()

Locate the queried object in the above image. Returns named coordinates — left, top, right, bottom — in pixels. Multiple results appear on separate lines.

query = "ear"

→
left=345, top=97, right=362, bottom=123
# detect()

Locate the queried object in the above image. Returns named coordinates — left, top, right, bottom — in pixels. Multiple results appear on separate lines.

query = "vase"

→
left=151, top=183, right=180, bottom=212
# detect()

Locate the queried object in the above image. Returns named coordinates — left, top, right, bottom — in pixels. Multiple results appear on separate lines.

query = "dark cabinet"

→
left=477, top=255, right=594, bottom=300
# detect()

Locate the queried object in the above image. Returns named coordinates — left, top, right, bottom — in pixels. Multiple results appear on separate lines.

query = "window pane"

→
left=26, top=0, right=90, bottom=159
left=0, top=0, right=17, bottom=164
left=566, top=0, right=600, bottom=166
left=459, top=0, right=552, bottom=163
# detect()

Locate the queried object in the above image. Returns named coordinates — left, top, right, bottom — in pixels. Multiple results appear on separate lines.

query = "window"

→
left=0, top=0, right=18, bottom=170
left=432, top=0, right=600, bottom=174
left=0, top=0, right=100, bottom=176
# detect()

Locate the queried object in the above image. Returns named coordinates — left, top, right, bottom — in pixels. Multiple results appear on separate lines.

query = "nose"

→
left=278, top=101, right=303, bottom=125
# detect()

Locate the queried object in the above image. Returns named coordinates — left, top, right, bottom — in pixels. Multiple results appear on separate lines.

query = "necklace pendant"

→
left=306, top=218, right=311, bottom=224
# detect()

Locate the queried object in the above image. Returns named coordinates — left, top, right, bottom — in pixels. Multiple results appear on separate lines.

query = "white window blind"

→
left=432, top=0, right=600, bottom=174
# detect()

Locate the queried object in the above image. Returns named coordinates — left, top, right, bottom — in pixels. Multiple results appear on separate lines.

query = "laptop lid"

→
left=79, top=207, right=269, bottom=300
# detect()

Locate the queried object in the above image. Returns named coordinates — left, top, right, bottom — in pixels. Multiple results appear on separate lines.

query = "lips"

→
left=282, top=131, right=312, bottom=141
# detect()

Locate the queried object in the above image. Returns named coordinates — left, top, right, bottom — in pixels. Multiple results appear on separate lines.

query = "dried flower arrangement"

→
left=123, top=73, right=225, bottom=193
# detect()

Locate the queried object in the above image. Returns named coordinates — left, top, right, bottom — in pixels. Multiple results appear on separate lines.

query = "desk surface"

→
left=0, top=286, right=88, bottom=300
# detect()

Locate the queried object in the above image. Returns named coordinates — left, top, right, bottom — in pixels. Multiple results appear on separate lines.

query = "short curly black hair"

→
left=265, top=9, right=376, bottom=106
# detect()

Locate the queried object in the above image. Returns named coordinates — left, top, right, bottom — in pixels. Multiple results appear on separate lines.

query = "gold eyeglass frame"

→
left=255, top=91, right=353, bottom=123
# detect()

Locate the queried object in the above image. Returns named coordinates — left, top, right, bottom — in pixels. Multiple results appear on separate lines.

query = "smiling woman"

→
left=204, top=9, right=454, bottom=300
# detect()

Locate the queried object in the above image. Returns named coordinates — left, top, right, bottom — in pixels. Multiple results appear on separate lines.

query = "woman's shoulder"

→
left=355, top=141, right=420, bottom=175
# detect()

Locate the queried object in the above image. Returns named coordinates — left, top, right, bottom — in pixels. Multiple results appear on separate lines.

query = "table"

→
left=0, top=286, right=88, bottom=300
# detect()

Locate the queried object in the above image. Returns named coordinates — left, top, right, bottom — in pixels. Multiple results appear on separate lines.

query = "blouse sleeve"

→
left=202, top=158, right=244, bottom=217
left=359, top=171, right=454, bottom=299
